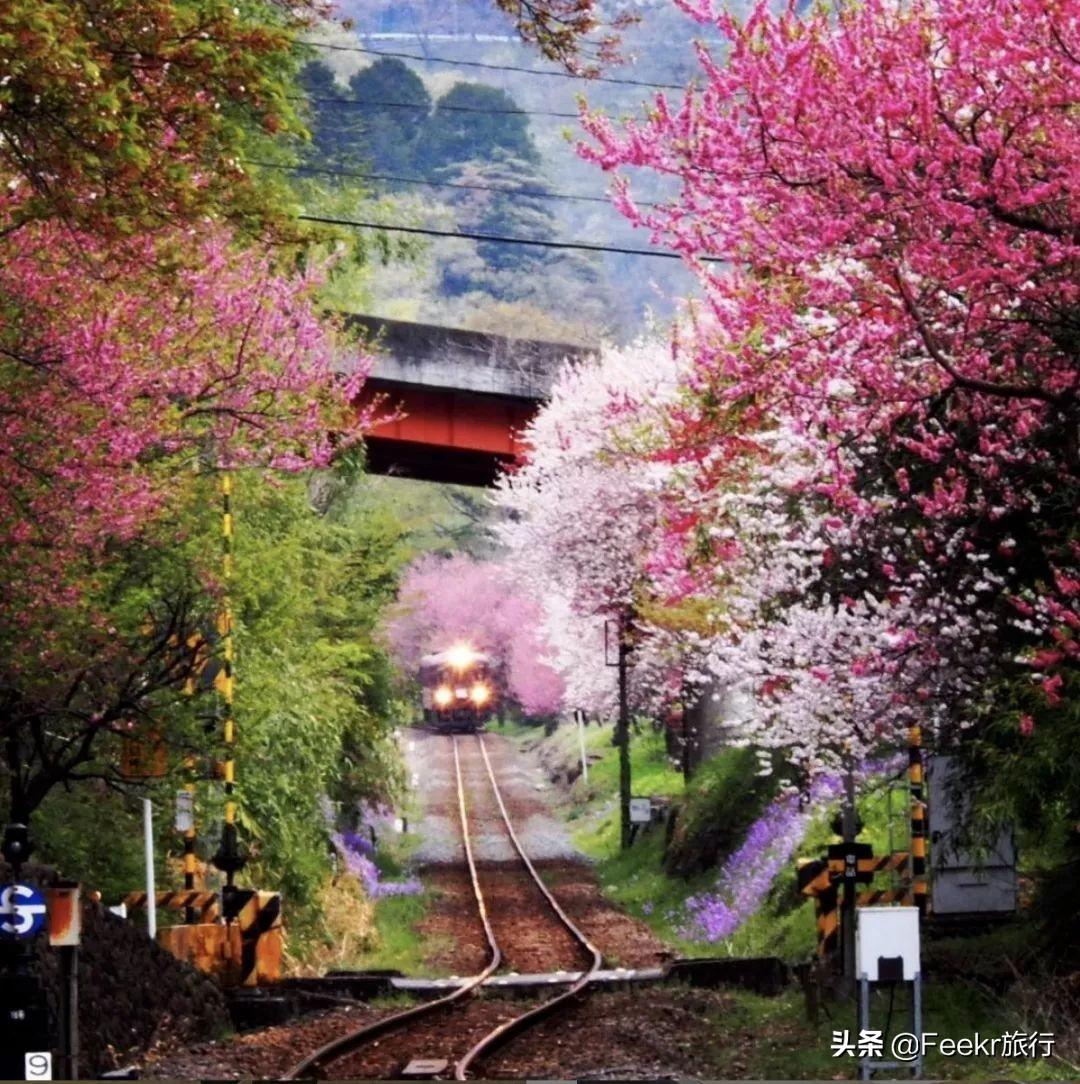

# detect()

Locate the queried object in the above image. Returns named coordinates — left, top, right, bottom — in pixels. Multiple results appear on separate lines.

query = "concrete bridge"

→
left=346, top=315, right=592, bottom=486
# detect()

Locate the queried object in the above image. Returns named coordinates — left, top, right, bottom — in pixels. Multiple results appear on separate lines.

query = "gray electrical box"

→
left=856, top=906, right=921, bottom=981
left=927, top=755, right=1017, bottom=916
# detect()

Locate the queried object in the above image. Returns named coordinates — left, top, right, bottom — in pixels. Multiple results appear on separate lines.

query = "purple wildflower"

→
left=339, top=831, right=376, bottom=859
left=331, top=831, right=422, bottom=899
left=682, top=758, right=900, bottom=943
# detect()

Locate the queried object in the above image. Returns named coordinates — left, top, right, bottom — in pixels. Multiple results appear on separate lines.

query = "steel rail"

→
left=453, top=733, right=604, bottom=1080
left=285, top=736, right=500, bottom=1079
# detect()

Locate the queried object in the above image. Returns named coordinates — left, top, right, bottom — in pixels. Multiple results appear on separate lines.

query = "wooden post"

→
left=58, top=947, right=78, bottom=1080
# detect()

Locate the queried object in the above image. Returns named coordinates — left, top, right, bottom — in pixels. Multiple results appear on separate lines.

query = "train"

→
left=419, top=644, right=498, bottom=733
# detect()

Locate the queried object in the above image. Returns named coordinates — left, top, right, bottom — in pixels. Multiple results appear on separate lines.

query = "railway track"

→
left=286, top=733, right=603, bottom=1080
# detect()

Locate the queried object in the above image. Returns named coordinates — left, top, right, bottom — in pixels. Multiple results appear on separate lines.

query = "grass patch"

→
left=345, top=891, right=431, bottom=973
left=487, top=716, right=545, bottom=742
left=504, top=721, right=1061, bottom=1078
left=323, top=798, right=437, bottom=975
left=524, top=720, right=735, bottom=955
left=579, top=722, right=685, bottom=801
left=700, top=981, right=1065, bottom=1080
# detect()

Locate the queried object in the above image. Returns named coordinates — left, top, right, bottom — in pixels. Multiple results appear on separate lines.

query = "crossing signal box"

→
left=120, top=729, right=167, bottom=779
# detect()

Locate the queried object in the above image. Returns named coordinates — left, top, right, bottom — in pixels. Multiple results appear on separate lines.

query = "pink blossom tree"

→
left=0, top=216, right=374, bottom=644
left=0, top=214, right=377, bottom=820
left=384, top=553, right=565, bottom=716
left=577, top=0, right=1078, bottom=761
left=494, top=335, right=704, bottom=720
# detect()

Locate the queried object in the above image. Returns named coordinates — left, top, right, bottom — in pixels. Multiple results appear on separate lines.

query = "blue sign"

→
left=0, top=883, right=47, bottom=939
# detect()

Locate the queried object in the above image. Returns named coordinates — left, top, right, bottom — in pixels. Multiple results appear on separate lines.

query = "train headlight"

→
left=470, top=683, right=490, bottom=706
left=446, top=644, right=475, bottom=670
left=434, top=685, right=453, bottom=708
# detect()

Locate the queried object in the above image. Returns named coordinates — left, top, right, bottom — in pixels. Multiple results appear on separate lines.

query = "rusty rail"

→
left=285, top=732, right=603, bottom=1080
left=454, top=733, right=603, bottom=1079
left=285, top=737, right=500, bottom=1078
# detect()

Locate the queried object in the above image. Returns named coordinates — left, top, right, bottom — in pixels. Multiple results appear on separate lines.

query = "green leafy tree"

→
left=298, top=60, right=358, bottom=168
left=194, top=469, right=410, bottom=911
left=298, top=57, right=434, bottom=179
left=347, top=59, right=432, bottom=178
left=9, top=467, right=413, bottom=924
left=435, top=155, right=609, bottom=328
left=420, top=83, right=538, bottom=172
left=0, top=0, right=322, bottom=238
left=963, top=671, right=1080, bottom=965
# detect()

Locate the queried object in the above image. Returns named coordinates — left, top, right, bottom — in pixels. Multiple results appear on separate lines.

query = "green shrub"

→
left=664, top=747, right=779, bottom=878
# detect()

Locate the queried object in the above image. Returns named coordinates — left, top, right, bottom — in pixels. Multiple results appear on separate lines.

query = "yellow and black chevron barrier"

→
left=123, top=890, right=220, bottom=922
left=135, top=888, right=284, bottom=987
left=827, top=850, right=910, bottom=880
left=798, top=730, right=933, bottom=968
left=800, top=848, right=916, bottom=962
left=223, top=889, right=283, bottom=987
left=797, top=858, right=839, bottom=959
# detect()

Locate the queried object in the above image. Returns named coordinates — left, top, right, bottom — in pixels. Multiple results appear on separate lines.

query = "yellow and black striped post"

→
left=181, top=631, right=209, bottom=922
left=798, top=859, right=839, bottom=961
left=909, top=725, right=928, bottom=914
left=212, top=472, right=245, bottom=887
left=124, top=890, right=220, bottom=923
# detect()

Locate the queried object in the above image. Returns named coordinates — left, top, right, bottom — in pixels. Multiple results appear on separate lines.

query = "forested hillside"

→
left=291, top=1, right=722, bottom=339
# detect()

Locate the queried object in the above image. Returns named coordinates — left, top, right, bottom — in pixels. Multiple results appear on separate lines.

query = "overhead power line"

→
left=294, top=93, right=582, bottom=120
left=297, top=212, right=718, bottom=262
left=247, top=159, right=662, bottom=208
left=302, top=40, right=686, bottom=91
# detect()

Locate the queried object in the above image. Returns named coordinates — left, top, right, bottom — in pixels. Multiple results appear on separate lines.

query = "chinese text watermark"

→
left=831, top=1029, right=1055, bottom=1061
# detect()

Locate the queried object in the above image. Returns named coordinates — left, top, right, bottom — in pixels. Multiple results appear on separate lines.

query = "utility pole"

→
left=840, top=764, right=858, bottom=987
left=616, top=617, right=632, bottom=851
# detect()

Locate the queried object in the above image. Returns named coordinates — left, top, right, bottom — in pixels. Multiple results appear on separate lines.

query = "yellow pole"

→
left=909, top=725, right=928, bottom=913
left=213, top=471, right=244, bottom=886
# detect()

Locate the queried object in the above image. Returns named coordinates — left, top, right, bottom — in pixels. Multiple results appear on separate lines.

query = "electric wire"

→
left=296, top=212, right=720, bottom=262
left=293, top=93, right=582, bottom=119
left=301, top=39, right=687, bottom=90
left=247, top=158, right=661, bottom=208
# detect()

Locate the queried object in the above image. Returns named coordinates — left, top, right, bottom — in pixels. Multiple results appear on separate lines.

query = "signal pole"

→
left=840, top=765, right=858, bottom=987
left=212, top=472, right=245, bottom=892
